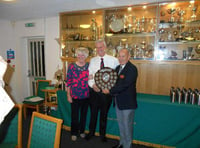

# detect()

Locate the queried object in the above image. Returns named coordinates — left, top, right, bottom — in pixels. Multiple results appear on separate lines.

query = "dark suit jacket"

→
left=110, top=61, right=138, bottom=110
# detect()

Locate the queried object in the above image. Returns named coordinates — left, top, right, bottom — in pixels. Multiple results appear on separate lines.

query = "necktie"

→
left=100, top=58, right=104, bottom=69
left=118, top=65, right=123, bottom=75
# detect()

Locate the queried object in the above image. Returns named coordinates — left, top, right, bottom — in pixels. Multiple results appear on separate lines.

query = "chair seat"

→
left=23, top=96, right=44, bottom=105
left=23, top=80, right=51, bottom=119
left=0, top=143, right=16, bottom=148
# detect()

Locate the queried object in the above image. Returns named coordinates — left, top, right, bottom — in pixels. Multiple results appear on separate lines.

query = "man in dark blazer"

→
left=103, top=48, right=138, bottom=148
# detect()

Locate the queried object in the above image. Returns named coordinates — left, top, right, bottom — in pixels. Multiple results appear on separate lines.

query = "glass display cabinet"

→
left=59, top=0, right=200, bottom=96
left=157, top=1, right=200, bottom=60
left=104, top=4, right=158, bottom=60
left=60, top=10, right=103, bottom=59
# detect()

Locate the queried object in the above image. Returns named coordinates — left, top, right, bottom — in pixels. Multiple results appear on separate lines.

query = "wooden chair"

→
left=23, top=80, right=51, bottom=119
left=0, top=104, right=23, bottom=148
left=27, top=112, right=63, bottom=148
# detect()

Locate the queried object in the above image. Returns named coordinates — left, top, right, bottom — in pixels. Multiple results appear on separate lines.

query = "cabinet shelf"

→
left=106, top=32, right=156, bottom=37
left=66, top=40, right=95, bottom=42
left=158, top=41, right=200, bottom=45
left=61, top=56, right=200, bottom=66
left=159, top=21, right=200, bottom=28
left=62, top=27, right=91, bottom=30
left=132, top=59, right=200, bottom=65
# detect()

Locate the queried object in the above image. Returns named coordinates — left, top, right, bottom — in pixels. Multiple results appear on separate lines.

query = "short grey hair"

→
left=95, top=39, right=107, bottom=47
left=76, top=47, right=89, bottom=58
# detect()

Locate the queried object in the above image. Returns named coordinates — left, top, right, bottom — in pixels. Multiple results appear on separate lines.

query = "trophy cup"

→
left=191, top=7, right=197, bottom=21
left=150, top=18, right=156, bottom=32
left=65, top=48, right=69, bottom=57
left=132, top=16, right=136, bottom=33
left=177, top=24, right=185, bottom=40
left=167, top=8, right=176, bottom=23
left=141, top=16, right=145, bottom=32
left=177, top=10, right=185, bottom=23
left=136, top=19, right=141, bottom=33
left=71, top=47, right=76, bottom=58
left=91, top=18, right=98, bottom=40
left=62, top=47, right=69, bottom=57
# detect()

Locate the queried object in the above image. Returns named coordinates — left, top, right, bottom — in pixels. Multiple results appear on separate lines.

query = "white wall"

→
left=0, top=20, right=15, bottom=58
left=45, top=17, right=62, bottom=83
left=0, top=16, right=61, bottom=103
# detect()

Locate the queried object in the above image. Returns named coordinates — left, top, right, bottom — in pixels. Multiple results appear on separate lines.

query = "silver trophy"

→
left=177, top=10, right=185, bottom=23
left=167, top=8, right=176, bottom=23
left=191, top=7, right=197, bottom=21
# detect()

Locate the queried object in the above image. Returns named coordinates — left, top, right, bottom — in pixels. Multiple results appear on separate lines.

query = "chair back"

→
left=27, top=112, right=63, bottom=148
left=0, top=104, right=22, bottom=148
left=36, top=80, right=51, bottom=98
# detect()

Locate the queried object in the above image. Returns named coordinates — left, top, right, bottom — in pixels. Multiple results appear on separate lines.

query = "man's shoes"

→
left=112, top=144, right=123, bottom=148
left=85, top=133, right=94, bottom=141
left=71, top=135, right=77, bottom=141
left=80, top=133, right=86, bottom=138
left=100, top=136, right=107, bottom=142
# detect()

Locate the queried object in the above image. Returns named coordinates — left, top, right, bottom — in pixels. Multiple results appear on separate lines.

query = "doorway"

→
left=27, top=38, right=46, bottom=96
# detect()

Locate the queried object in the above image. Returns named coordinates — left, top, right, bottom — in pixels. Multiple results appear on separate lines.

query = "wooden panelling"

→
left=134, top=61, right=200, bottom=95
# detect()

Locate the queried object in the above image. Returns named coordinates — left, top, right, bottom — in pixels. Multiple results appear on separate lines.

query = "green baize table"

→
left=52, top=91, right=200, bottom=148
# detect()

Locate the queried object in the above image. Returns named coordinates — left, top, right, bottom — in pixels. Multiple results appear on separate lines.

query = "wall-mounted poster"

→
left=7, top=49, right=15, bottom=60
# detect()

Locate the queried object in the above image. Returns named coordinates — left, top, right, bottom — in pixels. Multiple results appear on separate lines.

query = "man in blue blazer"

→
left=103, top=48, right=138, bottom=148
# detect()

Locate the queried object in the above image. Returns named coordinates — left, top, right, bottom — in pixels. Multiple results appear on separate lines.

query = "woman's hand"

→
left=88, top=74, right=93, bottom=80
left=67, top=95, right=73, bottom=103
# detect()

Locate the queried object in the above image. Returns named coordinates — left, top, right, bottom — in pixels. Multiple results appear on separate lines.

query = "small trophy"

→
left=91, top=18, right=98, bottom=40
left=136, top=19, right=141, bottom=33
left=191, top=7, right=197, bottom=21
left=71, top=47, right=76, bottom=58
left=177, top=10, right=185, bottom=23
left=167, top=8, right=176, bottom=23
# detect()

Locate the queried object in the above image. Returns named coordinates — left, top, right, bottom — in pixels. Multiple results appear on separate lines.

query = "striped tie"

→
left=100, top=58, right=104, bottom=69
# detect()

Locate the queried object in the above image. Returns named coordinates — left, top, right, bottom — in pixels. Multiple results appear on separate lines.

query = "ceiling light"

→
left=190, top=0, right=195, bottom=4
left=143, top=6, right=147, bottom=9
left=127, top=7, right=132, bottom=11
left=171, top=2, right=176, bottom=6
left=121, top=38, right=127, bottom=42
left=80, top=24, right=91, bottom=29
left=105, top=33, right=113, bottom=37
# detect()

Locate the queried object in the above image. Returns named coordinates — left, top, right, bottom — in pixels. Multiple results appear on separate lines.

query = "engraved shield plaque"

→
left=94, top=67, right=117, bottom=90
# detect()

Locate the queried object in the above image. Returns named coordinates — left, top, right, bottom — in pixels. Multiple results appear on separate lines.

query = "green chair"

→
left=0, top=104, right=23, bottom=148
left=27, top=112, right=63, bottom=148
left=23, top=80, right=51, bottom=119
left=51, top=90, right=70, bottom=127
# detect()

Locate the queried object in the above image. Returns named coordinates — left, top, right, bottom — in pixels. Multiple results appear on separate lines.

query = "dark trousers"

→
left=88, top=88, right=112, bottom=137
left=71, top=98, right=89, bottom=135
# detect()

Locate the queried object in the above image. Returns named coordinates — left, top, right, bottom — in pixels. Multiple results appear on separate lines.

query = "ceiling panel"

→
left=0, top=0, right=172, bottom=21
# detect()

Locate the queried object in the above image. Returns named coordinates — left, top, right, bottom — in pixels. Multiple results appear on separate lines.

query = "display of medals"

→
left=94, top=67, right=117, bottom=90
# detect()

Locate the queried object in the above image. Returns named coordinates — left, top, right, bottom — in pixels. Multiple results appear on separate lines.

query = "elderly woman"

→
left=66, top=47, right=89, bottom=141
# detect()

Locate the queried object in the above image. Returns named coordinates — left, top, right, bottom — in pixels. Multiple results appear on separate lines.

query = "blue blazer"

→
left=110, top=61, right=138, bottom=110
